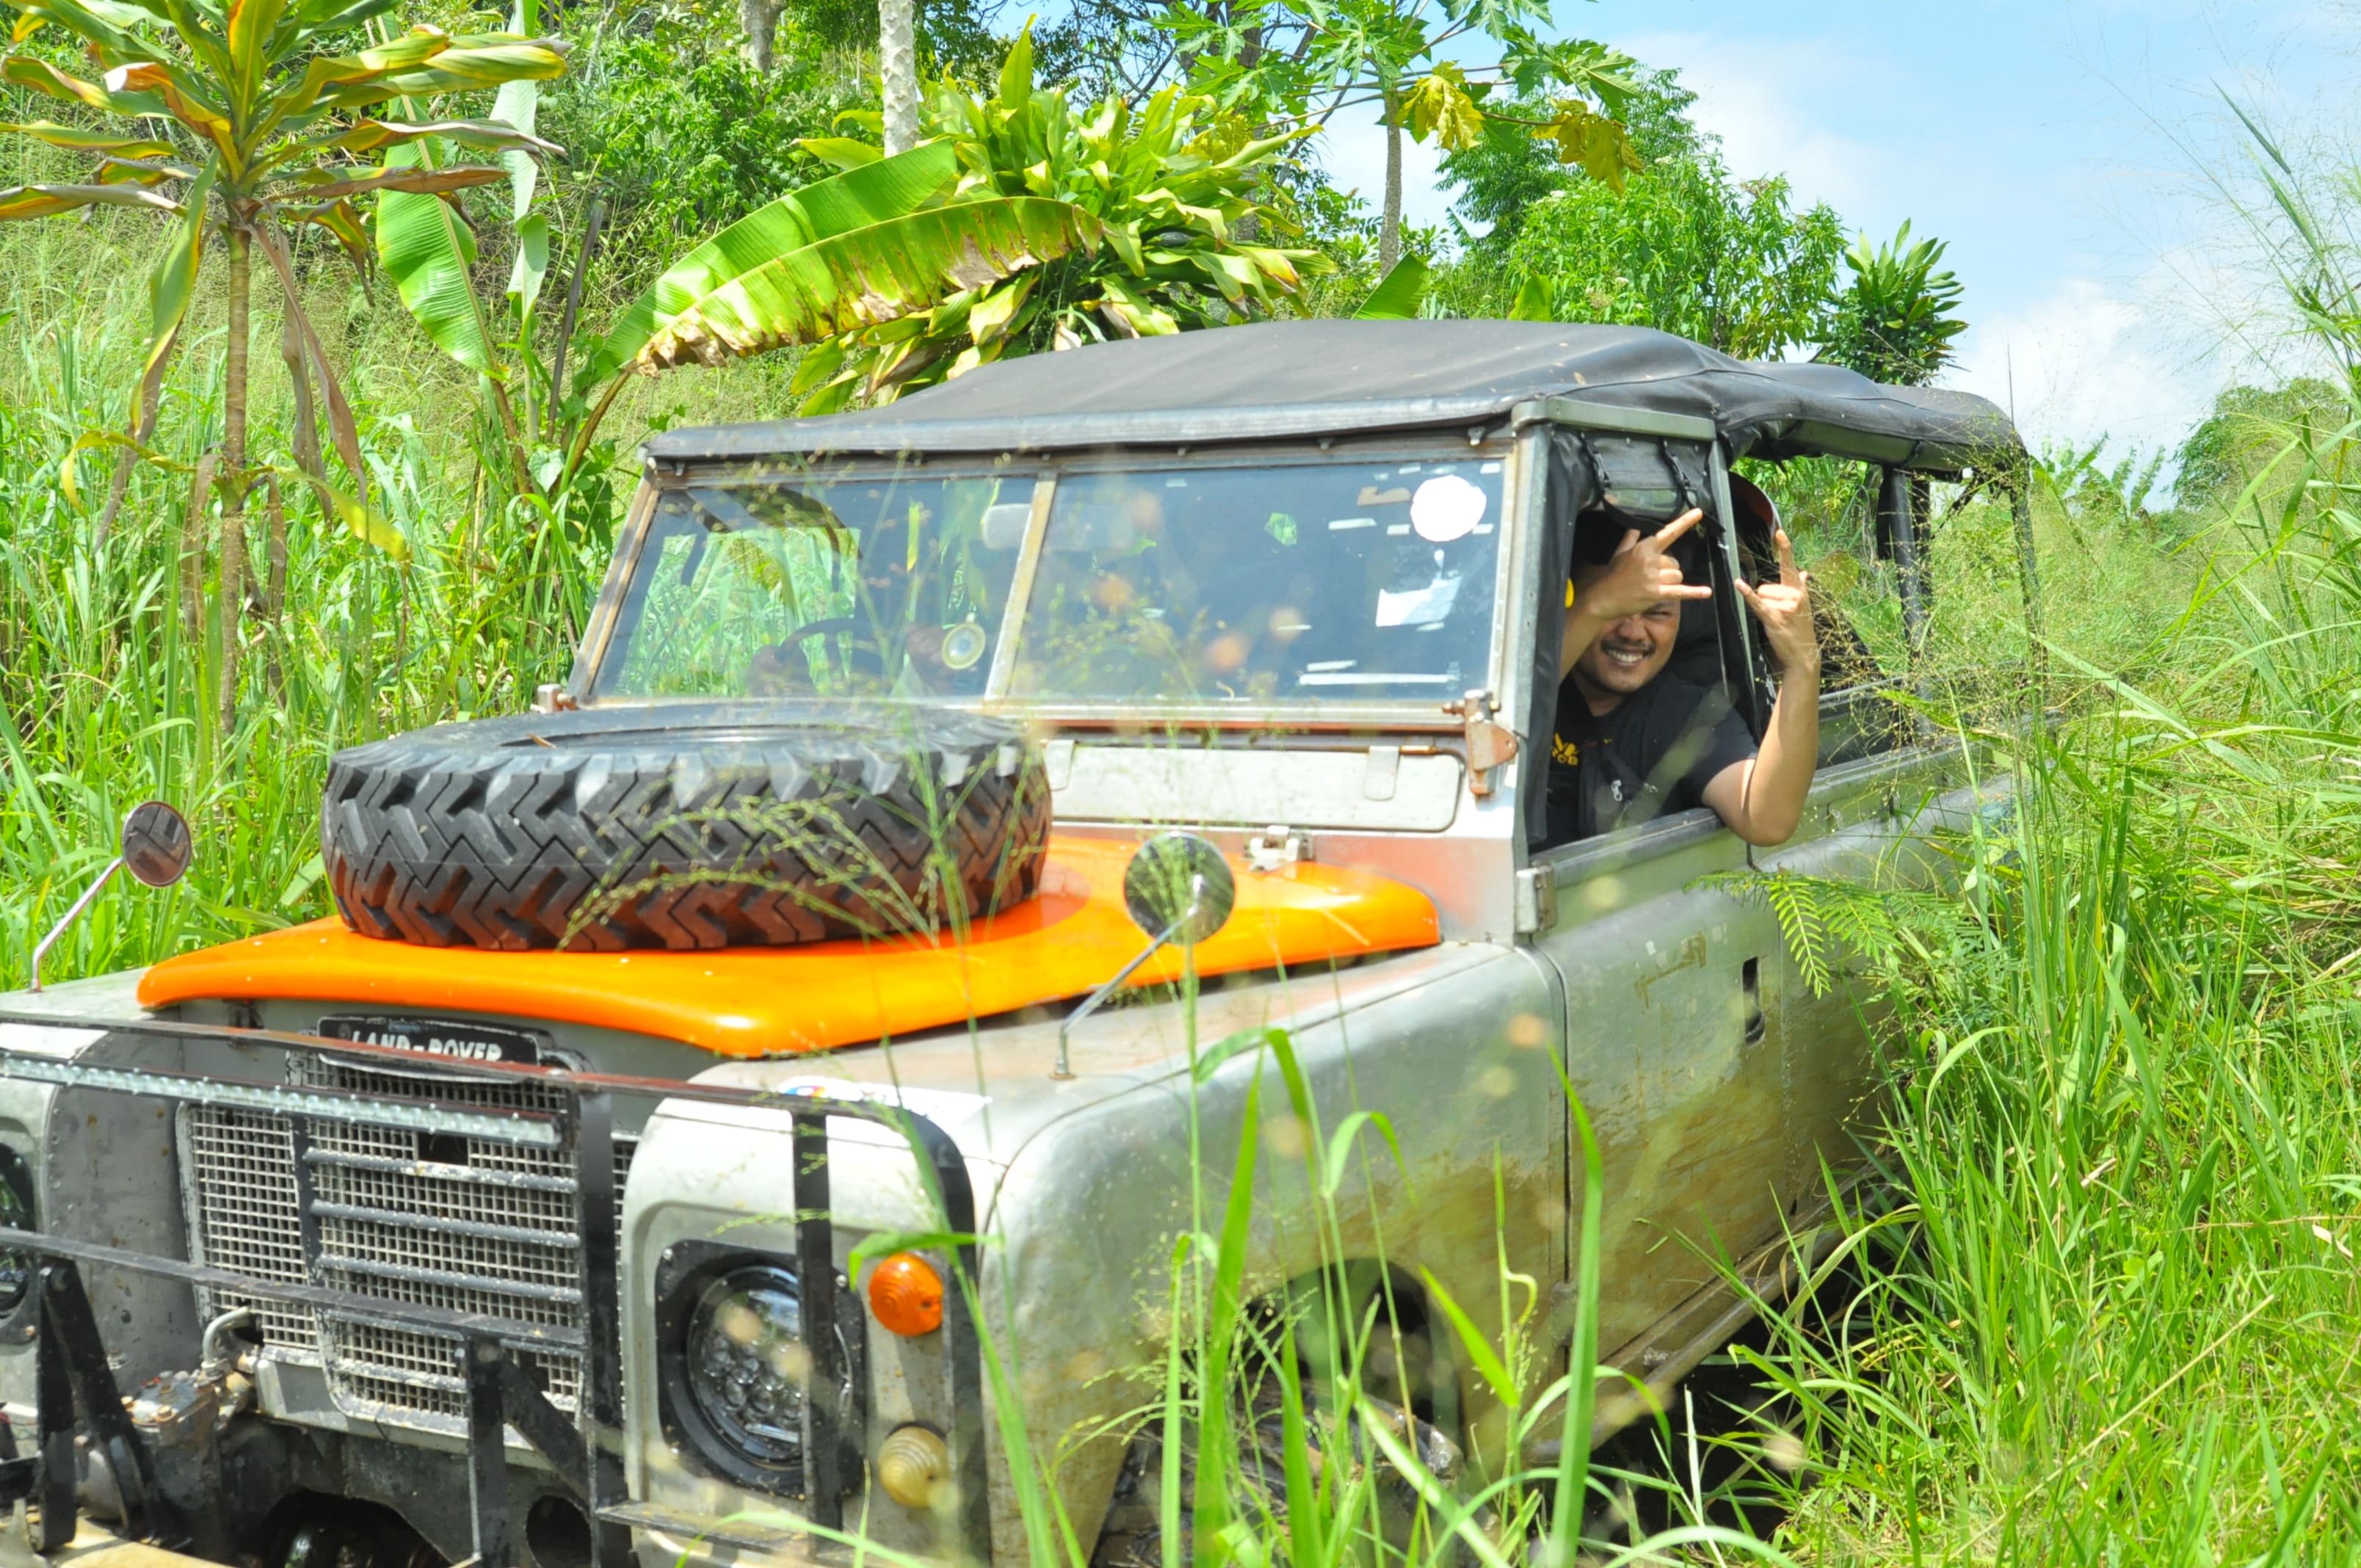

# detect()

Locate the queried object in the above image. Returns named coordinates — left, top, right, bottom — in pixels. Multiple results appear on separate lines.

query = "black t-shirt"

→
left=1545, top=677, right=1757, bottom=843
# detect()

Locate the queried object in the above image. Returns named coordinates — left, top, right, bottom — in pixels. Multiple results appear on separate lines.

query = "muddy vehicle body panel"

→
left=0, top=322, right=2027, bottom=1567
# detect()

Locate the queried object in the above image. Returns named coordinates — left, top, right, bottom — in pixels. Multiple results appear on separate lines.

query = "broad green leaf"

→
left=493, top=0, right=540, bottom=223
left=308, top=471, right=409, bottom=559
left=1404, top=65, right=1484, bottom=150
left=1355, top=253, right=1430, bottom=319
left=797, top=136, right=882, bottom=170
left=293, top=118, right=557, bottom=159
left=2, top=55, right=133, bottom=112
left=1509, top=274, right=1551, bottom=321
left=0, top=121, right=172, bottom=158
left=369, top=39, right=567, bottom=97
left=378, top=142, right=495, bottom=376
left=144, top=157, right=211, bottom=388
left=507, top=211, right=548, bottom=321
left=997, top=18, right=1033, bottom=110
left=1540, top=98, right=1640, bottom=192
left=300, top=164, right=505, bottom=200
left=226, top=0, right=289, bottom=107
left=637, top=197, right=1096, bottom=371
left=0, top=181, right=178, bottom=219
left=583, top=141, right=962, bottom=388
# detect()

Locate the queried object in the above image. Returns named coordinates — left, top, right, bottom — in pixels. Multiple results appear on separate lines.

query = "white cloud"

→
left=1948, top=276, right=2213, bottom=465
left=1620, top=30, right=1895, bottom=220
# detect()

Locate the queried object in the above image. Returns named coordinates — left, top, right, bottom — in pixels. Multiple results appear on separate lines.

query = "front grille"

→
left=182, top=1053, right=634, bottom=1436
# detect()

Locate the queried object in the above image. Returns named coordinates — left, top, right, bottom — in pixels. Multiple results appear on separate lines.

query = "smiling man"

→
left=1547, top=508, right=1821, bottom=846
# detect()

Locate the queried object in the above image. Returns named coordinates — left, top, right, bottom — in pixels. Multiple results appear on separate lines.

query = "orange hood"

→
left=137, top=835, right=1439, bottom=1056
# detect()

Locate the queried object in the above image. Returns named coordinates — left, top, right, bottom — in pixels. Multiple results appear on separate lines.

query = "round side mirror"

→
left=1122, top=832, right=1236, bottom=948
left=121, top=801, right=192, bottom=889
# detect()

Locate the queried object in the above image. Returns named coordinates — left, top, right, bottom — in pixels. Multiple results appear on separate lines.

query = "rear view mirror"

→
left=29, top=801, right=193, bottom=992
left=122, top=801, right=192, bottom=889
left=1121, top=831, right=1236, bottom=948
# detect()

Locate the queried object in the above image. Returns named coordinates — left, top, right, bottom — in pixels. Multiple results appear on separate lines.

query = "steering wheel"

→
left=777, top=617, right=887, bottom=682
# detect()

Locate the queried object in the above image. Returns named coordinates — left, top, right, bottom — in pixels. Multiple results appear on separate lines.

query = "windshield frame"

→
left=574, top=435, right=1526, bottom=732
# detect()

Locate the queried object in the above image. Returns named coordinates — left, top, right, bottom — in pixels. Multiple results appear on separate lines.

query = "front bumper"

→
left=0, top=1013, right=989, bottom=1568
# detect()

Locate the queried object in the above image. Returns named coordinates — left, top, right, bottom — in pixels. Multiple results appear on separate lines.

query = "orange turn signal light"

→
left=868, top=1252, right=945, bottom=1337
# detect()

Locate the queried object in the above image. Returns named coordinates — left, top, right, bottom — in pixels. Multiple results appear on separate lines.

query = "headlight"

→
left=683, top=1264, right=808, bottom=1471
left=656, top=1243, right=861, bottom=1498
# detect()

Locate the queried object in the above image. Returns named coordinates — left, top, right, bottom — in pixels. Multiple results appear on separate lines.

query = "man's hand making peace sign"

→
left=1733, top=526, right=1819, bottom=682
left=1553, top=505, right=1824, bottom=849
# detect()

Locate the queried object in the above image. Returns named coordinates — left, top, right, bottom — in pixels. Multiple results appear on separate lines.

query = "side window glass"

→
left=1729, top=462, right=1915, bottom=763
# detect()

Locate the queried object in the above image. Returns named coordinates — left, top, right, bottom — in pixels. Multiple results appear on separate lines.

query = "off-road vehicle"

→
left=0, top=320, right=2028, bottom=1567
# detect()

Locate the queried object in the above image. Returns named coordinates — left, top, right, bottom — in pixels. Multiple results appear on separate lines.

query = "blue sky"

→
left=1310, top=1, right=2354, bottom=468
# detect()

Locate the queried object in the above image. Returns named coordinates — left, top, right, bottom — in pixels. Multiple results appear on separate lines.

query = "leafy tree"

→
left=1821, top=222, right=1966, bottom=386
left=2035, top=436, right=2164, bottom=528
left=1501, top=148, right=1843, bottom=358
left=1438, top=66, right=1697, bottom=247
left=0, top=0, right=564, bottom=730
left=2172, top=377, right=2346, bottom=515
left=1037, top=0, right=1642, bottom=272
left=789, top=26, right=1328, bottom=410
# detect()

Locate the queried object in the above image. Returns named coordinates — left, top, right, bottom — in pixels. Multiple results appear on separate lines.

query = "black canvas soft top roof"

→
left=647, top=319, right=2020, bottom=471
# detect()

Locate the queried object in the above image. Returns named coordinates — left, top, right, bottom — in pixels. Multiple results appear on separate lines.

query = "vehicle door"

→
left=1731, top=459, right=1998, bottom=1207
left=1520, top=431, right=1799, bottom=1357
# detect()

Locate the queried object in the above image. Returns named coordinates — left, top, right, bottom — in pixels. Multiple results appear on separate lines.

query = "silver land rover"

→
left=0, top=321, right=2028, bottom=1567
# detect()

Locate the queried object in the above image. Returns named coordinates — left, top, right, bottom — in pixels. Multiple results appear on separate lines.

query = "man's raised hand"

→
left=1582, top=509, right=1715, bottom=623
left=1733, top=528, right=1819, bottom=678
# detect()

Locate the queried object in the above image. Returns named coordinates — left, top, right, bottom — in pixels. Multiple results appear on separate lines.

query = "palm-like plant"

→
left=790, top=27, right=1330, bottom=411
left=0, top=0, right=565, bottom=726
left=1822, top=221, right=1968, bottom=387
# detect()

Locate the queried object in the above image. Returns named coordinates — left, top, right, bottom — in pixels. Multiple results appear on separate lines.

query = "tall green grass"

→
left=1690, top=404, right=2361, bottom=1558
left=0, top=200, right=798, bottom=987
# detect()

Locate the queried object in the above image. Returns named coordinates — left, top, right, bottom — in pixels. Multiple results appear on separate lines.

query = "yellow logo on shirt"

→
left=1553, top=734, right=1579, bottom=766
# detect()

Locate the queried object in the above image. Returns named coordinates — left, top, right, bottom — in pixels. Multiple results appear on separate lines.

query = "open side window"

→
left=1521, top=430, right=1764, bottom=853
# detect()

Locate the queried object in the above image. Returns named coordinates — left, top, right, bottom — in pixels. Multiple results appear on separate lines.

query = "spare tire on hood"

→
left=321, top=703, right=1051, bottom=951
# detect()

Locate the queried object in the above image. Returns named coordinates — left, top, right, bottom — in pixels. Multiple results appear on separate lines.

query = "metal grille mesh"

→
left=182, top=1051, right=634, bottom=1436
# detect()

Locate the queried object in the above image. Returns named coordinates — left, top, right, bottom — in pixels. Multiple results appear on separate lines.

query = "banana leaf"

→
left=377, top=142, right=495, bottom=377
left=1354, top=254, right=1431, bottom=320
left=634, top=197, right=1097, bottom=371
left=579, top=140, right=965, bottom=388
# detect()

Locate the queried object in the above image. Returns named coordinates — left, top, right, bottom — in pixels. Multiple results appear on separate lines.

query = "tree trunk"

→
left=739, top=0, right=776, bottom=73
left=1379, top=87, right=1403, bottom=274
left=880, top=0, right=919, bottom=156
left=220, top=226, right=252, bottom=741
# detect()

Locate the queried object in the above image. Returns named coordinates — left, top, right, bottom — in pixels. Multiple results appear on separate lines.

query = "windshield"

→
left=592, top=471, right=1034, bottom=700
left=1011, top=457, right=1503, bottom=704
left=592, top=453, right=1505, bottom=709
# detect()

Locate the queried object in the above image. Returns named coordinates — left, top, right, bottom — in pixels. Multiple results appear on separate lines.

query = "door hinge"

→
left=1444, top=689, right=1521, bottom=796
left=1515, top=863, right=1557, bottom=935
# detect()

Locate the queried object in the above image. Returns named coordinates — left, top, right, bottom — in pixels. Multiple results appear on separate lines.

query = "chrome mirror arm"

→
left=29, top=856, right=123, bottom=994
left=1057, top=901, right=1189, bottom=1086
left=1052, top=873, right=1207, bottom=1082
